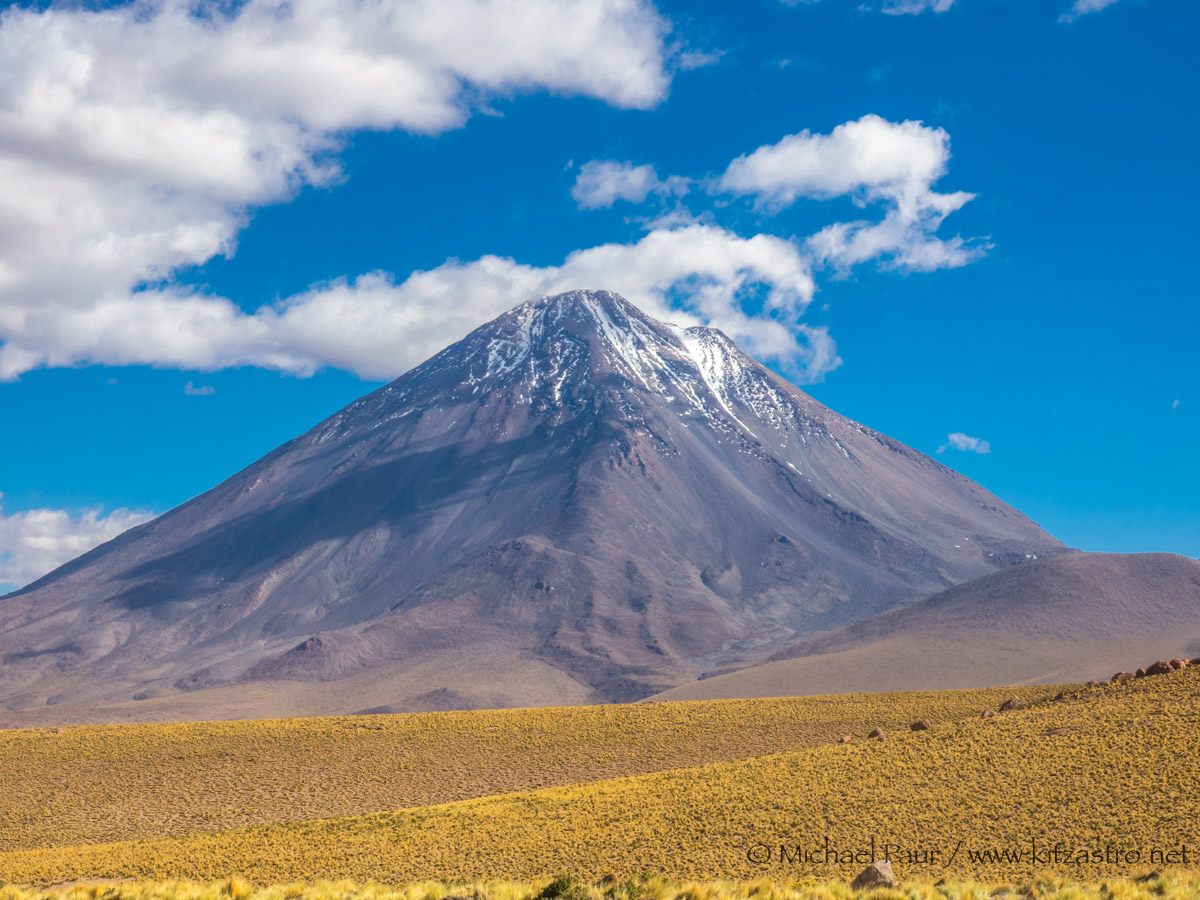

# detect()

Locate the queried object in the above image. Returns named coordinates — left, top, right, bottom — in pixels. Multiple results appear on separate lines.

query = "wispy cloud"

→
left=778, top=0, right=954, bottom=10
left=937, top=432, right=992, bottom=455
left=788, top=0, right=1113, bottom=23
left=184, top=380, right=216, bottom=396
left=0, top=496, right=155, bottom=591
left=881, top=0, right=957, bottom=14
left=1059, top=0, right=1122, bottom=23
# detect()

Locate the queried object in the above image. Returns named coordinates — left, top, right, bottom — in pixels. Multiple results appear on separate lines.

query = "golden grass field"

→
left=6, top=873, right=1200, bottom=900
left=0, top=686, right=1056, bottom=853
left=2, top=669, right=1198, bottom=887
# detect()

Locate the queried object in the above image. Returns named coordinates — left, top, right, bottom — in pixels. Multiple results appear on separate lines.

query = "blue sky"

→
left=0, top=0, right=1196, bottom=591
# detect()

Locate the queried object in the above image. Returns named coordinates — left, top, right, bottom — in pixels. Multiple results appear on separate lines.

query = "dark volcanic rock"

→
left=851, top=862, right=895, bottom=890
left=0, top=290, right=1066, bottom=722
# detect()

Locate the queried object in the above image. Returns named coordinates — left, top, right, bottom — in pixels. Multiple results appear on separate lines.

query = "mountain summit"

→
left=0, top=290, right=1065, bottom=722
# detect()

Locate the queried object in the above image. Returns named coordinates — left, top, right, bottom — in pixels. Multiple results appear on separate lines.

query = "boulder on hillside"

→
left=1169, top=659, right=1187, bottom=670
left=910, top=720, right=931, bottom=731
left=999, top=697, right=1026, bottom=711
left=851, top=861, right=895, bottom=890
left=1144, top=660, right=1173, bottom=676
left=867, top=728, right=885, bottom=740
left=1135, top=668, right=1147, bottom=678
left=1112, top=672, right=1133, bottom=682
left=981, top=710, right=997, bottom=718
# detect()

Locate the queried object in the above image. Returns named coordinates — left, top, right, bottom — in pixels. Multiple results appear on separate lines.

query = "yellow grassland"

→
left=3, top=671, right=1198, bottom=885
left=4, top=872, right=1200, bottom=900
left=0, top=686, right=1056, bottom=853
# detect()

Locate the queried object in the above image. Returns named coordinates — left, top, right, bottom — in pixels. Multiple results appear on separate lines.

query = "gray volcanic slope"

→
left=0, top=290, right=1065, bottom=724
left=652, top=552, right=1200, bottom=702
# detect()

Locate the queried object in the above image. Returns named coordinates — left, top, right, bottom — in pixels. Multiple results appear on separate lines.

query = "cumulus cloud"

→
left=0, top=0, right=673, bottom=378
left=571, top=160, right=687, bottom=209
left=0, top=224, right=835, bottom=382
left=0, top=497, right=155, bottom=590
left=2, top=111, right=985, bottom=383
left=0, top=0, right=973, bottom=392
left=1059, top=0, right=1122, bottom=22
left=719, top=114, right=984, bottom=272
left=937, top=432, right=991, bottom=455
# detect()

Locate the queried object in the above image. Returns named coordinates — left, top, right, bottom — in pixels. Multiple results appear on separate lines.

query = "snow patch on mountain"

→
left=314, top=291, right=871, bottom=466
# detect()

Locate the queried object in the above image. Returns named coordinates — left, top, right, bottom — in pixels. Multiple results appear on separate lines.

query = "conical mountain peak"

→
left=366, top=289, right=805, bottom=447
left=0, top=289, right=1066, bottom=722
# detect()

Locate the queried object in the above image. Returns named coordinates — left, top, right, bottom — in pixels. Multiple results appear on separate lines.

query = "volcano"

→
left=0, top=290, right=1065, bottom=723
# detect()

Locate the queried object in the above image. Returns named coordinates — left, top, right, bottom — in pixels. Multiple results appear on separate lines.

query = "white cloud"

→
left=0, top=0, right=973, bottom=394
left=937, top=432, right=991, bottom=455
left=2, top=111, right=986, bottom=383
left=720, top=115, right=950, bottom=205
left=783, top=0, right=1117, bottom=23
left=571, top=160, right=687, bottom=209
left=719, top=114, right=984, bottom=272
left=881, top=0, right=956, bottom=14
left=1172, top=399, right=1180, bottom=409
left=0, top=497, right=155, bottom=591
left=0, top=0, right=673, bottom=378
left=0, top=224, right=836, bottom=383
left=1059, top=0, right=1122, bottom=22
left=184, top=380, right=216, bottom=396
left=779, top=0, right=953, bottom=11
